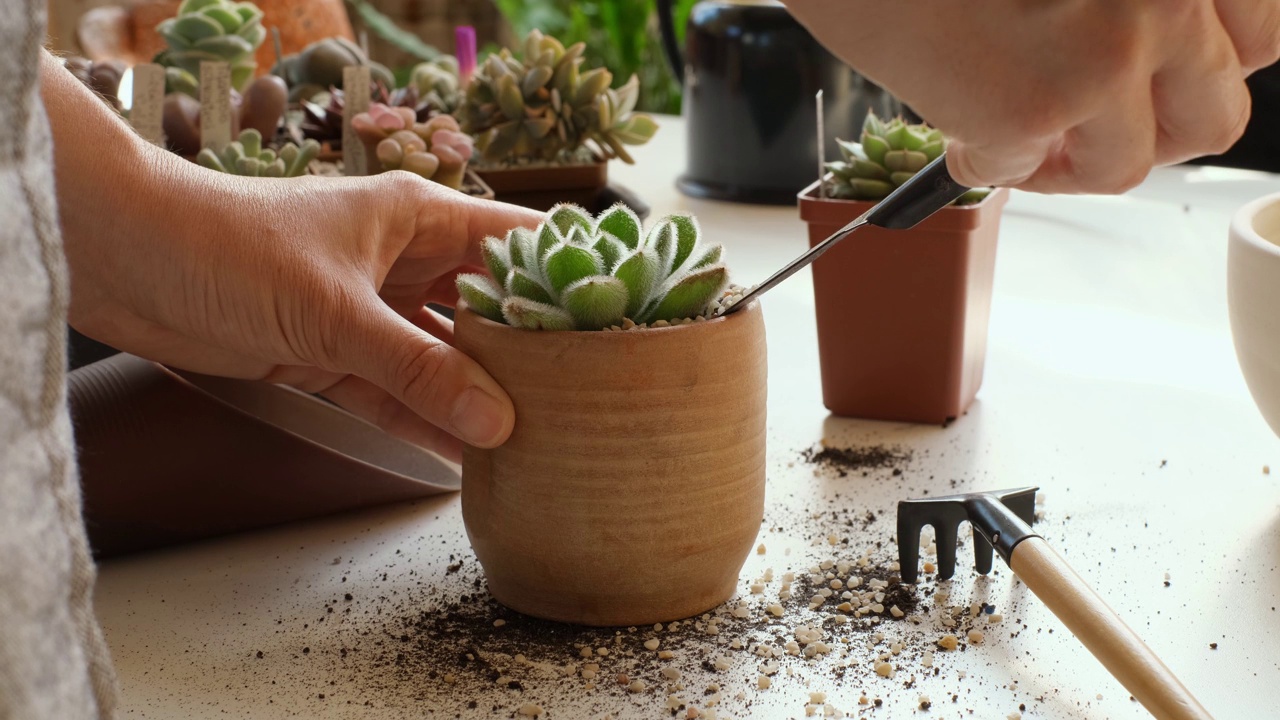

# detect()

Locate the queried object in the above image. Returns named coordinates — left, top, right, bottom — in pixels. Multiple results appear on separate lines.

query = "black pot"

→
left=658, top=0, right=903, bottom=205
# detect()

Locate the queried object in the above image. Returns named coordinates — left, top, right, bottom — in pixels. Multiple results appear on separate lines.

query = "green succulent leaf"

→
left=548, top=204, right=592, bottom=237
left=900, top=125, right=930, bottom=151
left=665, top=214, right=700, bottom=272
left=889, top=171, right=917, bottom=186
left=506, top=227, right=538, bottom=271
left=862, top=112, right=885, bottom=138
left=543, top=243, right=603, bottom=294
left=535, top=223, right=562, bottom=261
left=884, top=150, right=929, bottom=174
left=561, top=275, right=628, bottom=330
left=689, top=244, right=724, bottom=270
left=593, top=234, right=626, bottom=274
left=613, top=114, right=659, bottom=145
left=612, top=248, right=661, bottom=318
left=200, top=6, right=242, bottom=32
left=173, top=13, right=225, bottom=42
left=861, top=132, right=889, bottom=165
left=482, top=237, right=511, bottom=284
left=196, top=147, right=227, bottom=172
left=647, top=221, right=678, bottom=276
left=647, top=264, right=728, bottom=323
left=502, top=296, right=575, bottom=331
left=178, top=0, right=222, bottom=14
left=920, top=140, right=945, bottom=162
left=455, top=271, right=504, bottom=319
left=595, top=203, right=642, bottom=250
left=506, top=267, right=555, bottom=304
left=882, top=120, right=909, bottom=150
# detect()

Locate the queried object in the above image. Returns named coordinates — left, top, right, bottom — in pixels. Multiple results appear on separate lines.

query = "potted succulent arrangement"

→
left=350, top=106, right=492, bottom=198
left=154, top=0, right=290, bottom=156
left=299, top=55, right=460, bottom=161
left=457, top=30, right=659, bottom=213
left=196, top=128, right=318, bottom=176
left=453, top=204, right=766, bottom=626
left=798, top=113, right=1008, bottom=424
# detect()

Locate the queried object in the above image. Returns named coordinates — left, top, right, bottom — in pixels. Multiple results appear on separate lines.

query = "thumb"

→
left=337, top=296, right=515, bottom=448
left=946, top=135, right=1056, bottom=189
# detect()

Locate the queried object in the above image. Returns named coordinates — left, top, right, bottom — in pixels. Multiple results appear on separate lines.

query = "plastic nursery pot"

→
left=798, top=181, right=1009, bottom=424
left=471, top=156, right=609, bottom=212
left=454, top=302, right=768, bottom=627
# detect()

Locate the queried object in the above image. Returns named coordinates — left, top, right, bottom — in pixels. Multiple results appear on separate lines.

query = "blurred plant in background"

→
left=491, top=0, right=697, bottom=114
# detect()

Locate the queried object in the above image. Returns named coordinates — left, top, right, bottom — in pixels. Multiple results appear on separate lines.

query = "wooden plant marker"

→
left=342, top=65, right=371, bottom=176
left=130, top=63, right=165, bottom=146
left=199, top=61, right=232, bottom=152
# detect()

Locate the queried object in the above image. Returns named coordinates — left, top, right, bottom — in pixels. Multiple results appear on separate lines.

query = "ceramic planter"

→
left=472, top=159, right=609, bottom=212
left=798, top=181, right=1009, bottom=424
left=454, top=302, right=768, bottom=626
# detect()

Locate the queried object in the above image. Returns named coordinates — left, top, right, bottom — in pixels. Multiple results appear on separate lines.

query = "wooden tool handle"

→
left=1010, top=537, right=1213, bottom=720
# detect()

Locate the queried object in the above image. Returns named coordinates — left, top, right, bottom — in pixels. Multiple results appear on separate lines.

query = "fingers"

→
left=335, top=295, right=515, bottom=449
left=945, top=134, right=1057, bottom=189
left=1216, top=0, right=1280, bottom=72
left=1018, top=81, right=1157, bottom=195
left=318, top=374, right=464, bottom=462
left=1151, top=10, right=1252, bottom=165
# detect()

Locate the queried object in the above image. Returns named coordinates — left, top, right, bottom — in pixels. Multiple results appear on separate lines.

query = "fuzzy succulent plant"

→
left=351, top=107, right=473, bottom=188
left=458, top=30, right=659, bottom=165
left=197, top=128, right=318, bottom=177
left=155, top=0, right=266, bottom=92
left=826, top=113, right=988, bottom=205
left=457, top=204, right=728, bottom=331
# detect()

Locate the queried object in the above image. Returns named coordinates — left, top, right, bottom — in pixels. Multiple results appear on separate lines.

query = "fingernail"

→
left=449, top=387, right=509, bottom=446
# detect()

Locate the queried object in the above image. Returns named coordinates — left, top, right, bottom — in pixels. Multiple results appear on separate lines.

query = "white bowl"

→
left=1229, top=192, right=1280, bottom=436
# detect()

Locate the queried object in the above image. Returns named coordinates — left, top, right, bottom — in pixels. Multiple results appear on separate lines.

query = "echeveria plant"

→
left=458, top=30, right=659, bottom=164
left=826, top=113, right=988, bottom=205
left=457, top=204, right=727, bottom=331
left=197, top=129, right=318, bottom=177
left=156, top=0, right=265, bottom=91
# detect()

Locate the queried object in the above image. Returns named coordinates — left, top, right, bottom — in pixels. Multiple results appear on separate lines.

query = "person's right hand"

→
left=784, top=0, right=1280, bottom=194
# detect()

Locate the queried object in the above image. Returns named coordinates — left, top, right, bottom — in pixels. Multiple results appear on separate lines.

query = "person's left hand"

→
left=43, top=52, right=541, bottom=461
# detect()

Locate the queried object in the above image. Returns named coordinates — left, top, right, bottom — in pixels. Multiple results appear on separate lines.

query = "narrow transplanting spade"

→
left=719, top=152, right=968, bottom=316
left=896, top=487, right=1213, bottom=720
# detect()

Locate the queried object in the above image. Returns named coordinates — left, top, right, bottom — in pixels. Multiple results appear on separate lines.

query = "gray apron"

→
left=0, top=0, right=119, bottom=717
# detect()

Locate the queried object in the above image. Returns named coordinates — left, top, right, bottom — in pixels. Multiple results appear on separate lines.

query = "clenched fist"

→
left=785, top=0, right=1280, bottom=193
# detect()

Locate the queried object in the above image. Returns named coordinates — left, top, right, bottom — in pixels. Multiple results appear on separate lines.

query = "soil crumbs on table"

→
left=233, top=445, right=1036, bottom=719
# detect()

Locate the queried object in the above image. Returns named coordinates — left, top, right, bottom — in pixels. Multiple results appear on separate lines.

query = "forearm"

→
left=39, top=50, right=226, bottom=343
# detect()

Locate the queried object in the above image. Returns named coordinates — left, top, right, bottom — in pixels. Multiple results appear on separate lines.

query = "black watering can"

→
left=657, top=0, right=903, bottom=205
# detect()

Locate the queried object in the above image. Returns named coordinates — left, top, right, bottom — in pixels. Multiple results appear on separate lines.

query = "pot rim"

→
left=471, top=150, right=607, bottom=173
left=796, top=177, right=1008, bottom=210
left=456, top=298, right=761, bottom=336
left=1231, top=191, right=1280, bottom=260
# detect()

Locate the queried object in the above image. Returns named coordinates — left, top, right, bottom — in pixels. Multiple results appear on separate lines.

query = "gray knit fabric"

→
left=0, top=1, right=120, bottom=717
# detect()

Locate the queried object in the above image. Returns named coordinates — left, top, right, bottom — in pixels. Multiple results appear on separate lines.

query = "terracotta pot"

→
left=798, top=181, right=1009, bottom=424
left=454, top=303, right=768, bottom=626
left=76, top=0, right=352, bottom=78
left=472, top=159, right=609, bottom=212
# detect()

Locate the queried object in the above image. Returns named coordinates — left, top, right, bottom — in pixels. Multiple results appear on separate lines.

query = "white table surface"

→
left=96, top=116, right=1280, bottom=720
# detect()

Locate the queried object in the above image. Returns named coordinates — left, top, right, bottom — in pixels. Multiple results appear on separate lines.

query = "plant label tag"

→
left=199, top=61, right=232, bottom=152
left=343, top=65, right=371, bottom=176
left=130, top=63, right=165, bottom=146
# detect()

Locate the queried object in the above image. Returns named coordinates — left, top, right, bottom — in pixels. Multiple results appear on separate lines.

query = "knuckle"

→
left=1209, top=95, right=1251, bottom=153
left=394, top=339, right=455, bottom=411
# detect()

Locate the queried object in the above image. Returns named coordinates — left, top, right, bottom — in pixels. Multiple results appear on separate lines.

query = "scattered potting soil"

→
left=801, top=444, right=912, bottom=477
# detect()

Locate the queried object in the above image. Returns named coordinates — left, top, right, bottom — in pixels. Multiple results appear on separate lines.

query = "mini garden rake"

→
left=897, top=487, right=1213, bottom=720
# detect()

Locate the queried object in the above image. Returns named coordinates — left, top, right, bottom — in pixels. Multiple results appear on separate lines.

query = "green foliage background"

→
left=491, top=0, right=699, bottom=114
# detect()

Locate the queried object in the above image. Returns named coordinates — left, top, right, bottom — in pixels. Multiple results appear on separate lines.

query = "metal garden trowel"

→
left=897, top=487, right=1213, bottom=720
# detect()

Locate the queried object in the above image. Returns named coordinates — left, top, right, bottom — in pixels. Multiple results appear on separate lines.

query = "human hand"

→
left=42, top=53, right=541, bottom=461
left=785, top=0, right=1280, bottom=194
